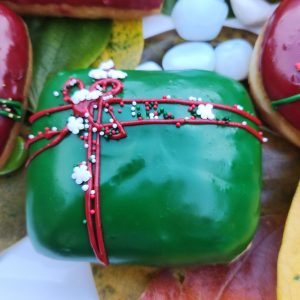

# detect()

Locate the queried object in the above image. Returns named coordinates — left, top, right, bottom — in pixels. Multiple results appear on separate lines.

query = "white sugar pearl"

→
left=162, top=42, right=215, bottom=71
left=215, top=39, right=253, bottom=81
left=231, top=0, right=278, bottom=27
left=172, top=0, right=228, bottom=41
left=136, top=61, right=162, bottom=71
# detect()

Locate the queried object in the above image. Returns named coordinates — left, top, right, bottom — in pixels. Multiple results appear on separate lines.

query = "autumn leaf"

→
left=277, top=182, right=300, bottom=300
left=93, top=19, right=144, bottom=69
left=140, top=130, right=300, bottom=300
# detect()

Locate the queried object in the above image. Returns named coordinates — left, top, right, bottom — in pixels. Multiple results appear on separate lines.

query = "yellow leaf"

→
left=93, top=19, right=144, bottom=69
left=278, top=181, right=300, bottom=300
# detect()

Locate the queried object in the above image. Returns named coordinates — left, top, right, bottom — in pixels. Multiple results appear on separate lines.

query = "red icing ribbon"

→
left=26, top=78, right=264, bottom=265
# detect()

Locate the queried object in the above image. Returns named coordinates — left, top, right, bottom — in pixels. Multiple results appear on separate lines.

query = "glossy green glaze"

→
left=27, top=70, right=261, bottom=266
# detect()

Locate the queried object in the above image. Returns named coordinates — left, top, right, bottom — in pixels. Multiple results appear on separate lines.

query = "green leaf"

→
left=162, top=0, right=177, bottom=15
left=25, top=17, right=112, bottom=111
left=0, top=137, right=27, bottom=176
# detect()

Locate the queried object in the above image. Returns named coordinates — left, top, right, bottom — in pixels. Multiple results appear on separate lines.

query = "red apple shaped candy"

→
left=0, top=3, right=31, bottom=168
left=249, top=0, right=300, bottom=147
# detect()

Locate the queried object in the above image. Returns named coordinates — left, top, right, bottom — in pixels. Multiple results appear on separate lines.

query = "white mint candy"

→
left=215, top=39, right=253, bottom=81
left=136, top=61, right=162, bottom=71
left=162, top=42, right=215, bottom=71
left=230, top=0, right=278, bottom=27
left=172, top=0, right=228, bottom=41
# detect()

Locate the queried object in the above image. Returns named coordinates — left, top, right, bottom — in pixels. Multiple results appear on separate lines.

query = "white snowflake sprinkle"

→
left=71, top=164, right=92, bottom=185
left=67, top=116, right=84, bottom=134
left=196, top=104, right=215, bottom=120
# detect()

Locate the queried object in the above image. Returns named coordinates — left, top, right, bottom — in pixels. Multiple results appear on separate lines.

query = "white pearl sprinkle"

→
left=84, top=112, right=89, bottom=117
left=82, top=185, right=89, bottom=192
left=51, top=127, right=58, bottom=131
left=82, top=161, right=87, bottom=165
left=90, top=190, right=96, bottom=195
left=112, top=123, right=118, bottom=129
left=189, top=96, right=197, bottom=101
left=84, top=144, right=89, bottom=148
left=166, top=95, right=171, bottom=99
left=131, top=107, right=136, bottom=111
left=154, top=116, right=159, bottom=119
left=237, top=105, right=244, bottom=110
left=99, top=131, right=105, bottom=136
left=242, top=121, right=247, bottom=125
left=53, top=91, right=60, bottom=97
left=92, top=127, right=97, bottom=132
left=149, top=112, right=155, bottom=119
left=109, top=118, right=114, bottom=123
left=85, top=124, right=89, bottom=129
left=28, top=134, right=35, bottom=139
left=104, top=108, right=109, bottom=113
left=93, top=105, right=98, bottom=109
left=132, top=101, right=137, bottom=106
left=84, top=133, right=89, bottom=137
left=131, top=112, right=136, bottom=117
left=263, top=137, right=268, bottom=143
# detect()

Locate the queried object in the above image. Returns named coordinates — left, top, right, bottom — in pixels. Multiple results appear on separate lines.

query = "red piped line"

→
left=109, top=98, right=261, bottom=126
left=29, top=104, right=73, bottom=123
left=25, top=128, right=69, bottom=167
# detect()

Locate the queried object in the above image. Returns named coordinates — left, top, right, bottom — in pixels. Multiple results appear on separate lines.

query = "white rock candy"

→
left=136, top=61, right=162, bottom=71
left=230, top=0, right=278, bottom=27
left=172, top=0, right=229, bottom=41
left=215, top=39, right=253, bottom=81
left=162, top=42, right=215, bottom=71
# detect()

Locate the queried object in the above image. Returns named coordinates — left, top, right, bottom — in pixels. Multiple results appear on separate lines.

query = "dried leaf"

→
left=140, top=130, right=300, bottom=300
left=93, top=19, right=144, bottom=69
left=277, top=182, right=300, bottom=300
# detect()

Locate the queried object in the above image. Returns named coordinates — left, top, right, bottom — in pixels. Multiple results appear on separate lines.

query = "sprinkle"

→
left=112, top=123, right=118, bottom=129
left=28, top=134, right=35, bottom=139
left=84, top=124, right=89, bottom=129
left=84, top=112, right=89, bottom=117
left=51, top=127, right=58, bottom=131
left=90, top=209, right=95, bottom=214
left=109, top=118, right=114, bottom=123
left=132, top=101, right=137, bottom=106
left=84, top=132, right=89, bottom=137
left=82, top=184, right=89, bottom=192
left=84, top=143, right=89, bottom=148
left=99, top=131, right=105, bottom=136
left=149, top=112, right=154, bottom=119
left=242, top=121, right=247, bottom=125
left=92, top=127, right=97, bottom=133
left=132, top=112, right=136, bottom=117
left=90, top=190, right=96, bottom=195
left=82, top=219, right=87, bottom=224
left=237, top=105, right=244, bottom=111
left=189, top=96, right=197, bottom=101
left=104, top=108, right=109, bottom=113
left=53, top=91, right=60, bottom=97
left=131, top=106, right=136, bottom=111
left=93, top=105, right=98, bottom=109
left=263, top=137, right=268, bottom=143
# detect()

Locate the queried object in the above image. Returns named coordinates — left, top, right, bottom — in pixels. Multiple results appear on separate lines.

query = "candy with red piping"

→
left=249, top=0, right=300, bottom=147
left=26, top=67, right=263, bottom=266
left=0, top=3, right=31, bottom=169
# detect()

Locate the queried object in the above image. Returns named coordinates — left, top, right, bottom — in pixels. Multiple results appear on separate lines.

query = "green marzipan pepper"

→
left=27, top=70, right=261, bottom=266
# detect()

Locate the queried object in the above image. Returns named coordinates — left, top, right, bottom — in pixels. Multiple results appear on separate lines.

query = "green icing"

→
left=26, top=70, right=261, bottom=266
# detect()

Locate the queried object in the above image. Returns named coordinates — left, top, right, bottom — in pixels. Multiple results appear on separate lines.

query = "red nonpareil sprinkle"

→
left=295, top=62, right=300, bottom=72
left=176, top=122, right=181, bottom=128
